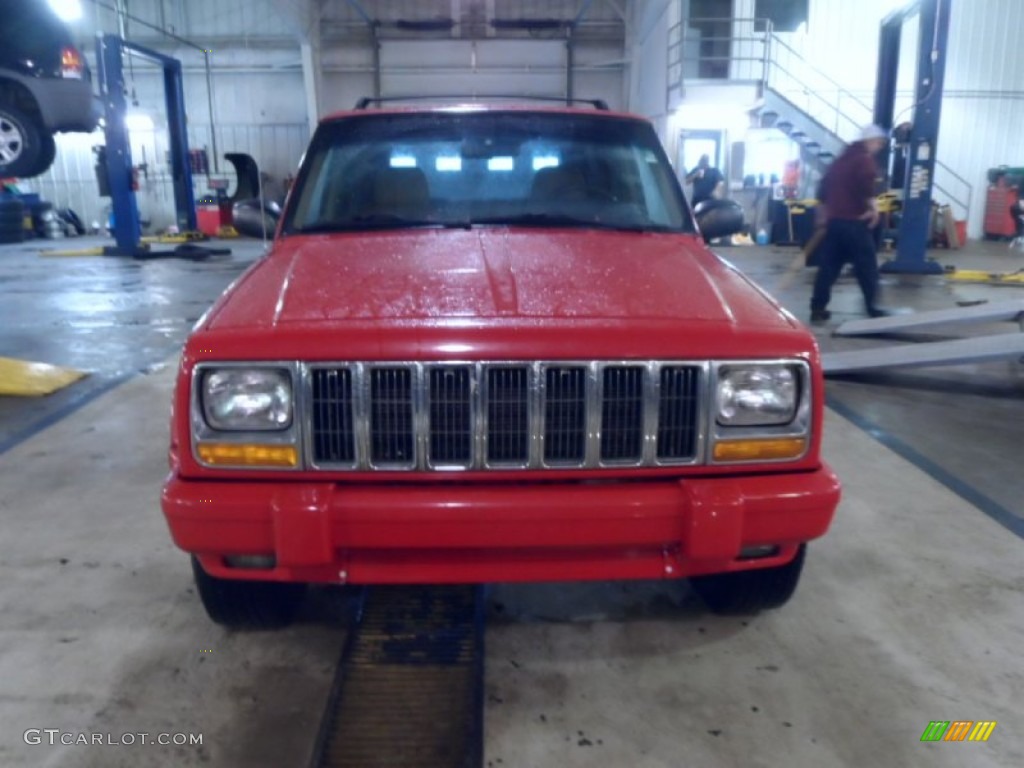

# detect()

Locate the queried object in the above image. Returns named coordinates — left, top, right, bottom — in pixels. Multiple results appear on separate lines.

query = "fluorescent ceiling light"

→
left=389, top=154, right=417, bottom=168
left=532, top=155, right=560, bottom=171
left=48, top=0, right=83, bottom=22
left=125, top=112, right=155, bottom=132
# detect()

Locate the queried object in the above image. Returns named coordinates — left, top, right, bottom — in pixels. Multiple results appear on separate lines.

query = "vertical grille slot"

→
left=485, top=366, right=530, bottom=465
left=311, top=368, right=355, bottom=465
left=600, top=366, right=645, bottom=462
left=657, top=365, right=700, bottom=461
left=369, top=367, right=415, bottom=466
left=428, top=366, right=473, bottom=466
left=543, top=366, right=587, bottom=464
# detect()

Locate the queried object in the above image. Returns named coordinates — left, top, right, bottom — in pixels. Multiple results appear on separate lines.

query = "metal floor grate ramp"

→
left=309, top=586, right=484, bottom=768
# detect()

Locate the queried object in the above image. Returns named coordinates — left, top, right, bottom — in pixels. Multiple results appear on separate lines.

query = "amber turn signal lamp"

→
left=713, top=437, right=806, bottom=462
left=196, top=443, right=298, bottom=467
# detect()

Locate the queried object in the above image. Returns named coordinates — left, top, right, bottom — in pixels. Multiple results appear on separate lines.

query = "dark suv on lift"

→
left=0, top=0, right=99, bottom=178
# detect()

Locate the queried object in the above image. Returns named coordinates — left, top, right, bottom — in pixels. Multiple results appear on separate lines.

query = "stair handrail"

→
left=765, top=33, right=874, bottom=117
left=766, top=59, right=868, bottom=138
left=668, top=17, right=776, bottom=90
left=667, top=16, right=974, bottom=220
left=933, top=159, right=974, bottom=219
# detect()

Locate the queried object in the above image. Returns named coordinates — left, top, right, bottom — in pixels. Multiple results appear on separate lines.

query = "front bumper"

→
left=162, top=467, right=840, bottom=584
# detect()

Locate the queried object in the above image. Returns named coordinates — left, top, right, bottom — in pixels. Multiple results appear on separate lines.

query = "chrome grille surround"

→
left=303, top=361, right=713, bottom=471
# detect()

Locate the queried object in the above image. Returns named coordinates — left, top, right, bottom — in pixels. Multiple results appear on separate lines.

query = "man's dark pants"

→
left=810, top=218, right=879, bottom=313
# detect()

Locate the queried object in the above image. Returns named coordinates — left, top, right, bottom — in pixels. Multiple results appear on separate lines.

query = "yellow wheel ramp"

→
left=38, top=247, right=105, bottom=257
left=947, top=268, right=1024, bottom=286
left=140, top=231, right=209, bottom=245
left=0, top=357, right=87, bottom=396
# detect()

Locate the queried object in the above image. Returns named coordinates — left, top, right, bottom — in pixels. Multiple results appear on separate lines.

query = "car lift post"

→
left=874, top=0, right=950, bottom=275
left=96, top=33, right=197, bottom=256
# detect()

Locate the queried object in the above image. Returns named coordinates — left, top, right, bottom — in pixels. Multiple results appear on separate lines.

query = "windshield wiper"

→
left=471, top=213, right=595, bottom=228
left=293, top=214, right=442, bottom=233
left=470, top=213, right=674, bottom=233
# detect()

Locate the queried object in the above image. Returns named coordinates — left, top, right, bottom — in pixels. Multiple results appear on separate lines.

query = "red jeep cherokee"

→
left=161, top=104, right=841, bottom=627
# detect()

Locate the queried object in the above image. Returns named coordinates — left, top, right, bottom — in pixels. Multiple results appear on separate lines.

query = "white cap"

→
left=858, top=124, right=887, bottom=142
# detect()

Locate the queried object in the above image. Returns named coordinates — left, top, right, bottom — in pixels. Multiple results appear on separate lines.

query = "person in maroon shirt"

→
left=810, top=124, right=889, bottom=322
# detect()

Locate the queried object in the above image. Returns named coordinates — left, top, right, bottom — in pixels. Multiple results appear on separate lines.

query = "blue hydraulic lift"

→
left=95, top=33, right=197, bottom=256
left=823, top=0, right=1024, bottom=375
left=873, top=0, right=951, bottom=275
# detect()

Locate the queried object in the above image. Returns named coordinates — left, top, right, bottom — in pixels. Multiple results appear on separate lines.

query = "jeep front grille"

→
left=309, top=362, right=704, bottom=470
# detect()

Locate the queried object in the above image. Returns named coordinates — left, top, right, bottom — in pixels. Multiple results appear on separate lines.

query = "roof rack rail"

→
left=354, top=94, right=610, bottom=110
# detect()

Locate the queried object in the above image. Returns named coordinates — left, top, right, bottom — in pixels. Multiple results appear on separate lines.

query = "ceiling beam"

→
left=573, top=0, right=597, bottom=27
left=603, top=0, right=626, bottom=21
left=346, top=0, right=376, bottom=28
left=269, top=0, right=315, bottom=39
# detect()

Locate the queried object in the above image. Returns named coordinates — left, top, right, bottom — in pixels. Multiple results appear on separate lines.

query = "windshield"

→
left=282, top=111, right=694, bottom=235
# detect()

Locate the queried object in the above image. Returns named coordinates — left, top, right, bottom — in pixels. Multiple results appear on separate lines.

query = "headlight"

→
left=716, top=365, right=798, bottom=426
left=202, top=368, right=292, bottom=431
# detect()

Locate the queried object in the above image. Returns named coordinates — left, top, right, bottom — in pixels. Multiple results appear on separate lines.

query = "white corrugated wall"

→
left=775, top=0, right=1024, bottom=238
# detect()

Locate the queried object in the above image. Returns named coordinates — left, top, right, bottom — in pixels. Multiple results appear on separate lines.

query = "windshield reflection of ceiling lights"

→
left=389, top=154, right=417, bottom=168
left=437, top=105, right=489, bottom=113
left=487, top=157, right=514, bottom=172
left=435, top=156, right=462, bottom=172
left=532, top=155, right=560, bottom=170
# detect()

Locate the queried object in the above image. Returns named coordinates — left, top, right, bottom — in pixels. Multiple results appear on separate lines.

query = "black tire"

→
left=693, top=198, right=745, bottom=242
left=690, top=544, right=806, bottom=615
left=0, top=210, right=23, bottom=227
left=191, top=556, right=305, bottom=629
left=0, top=102, right=45, bottom=178
left=232, top=198, right=281, bottom=239
left=0, top=198, right=26, bottom=243
left=0, top=198, right=23, bottom=216
left=24, top=133, right=57, bottom=178
left=60, top=208, right=86, bottom=235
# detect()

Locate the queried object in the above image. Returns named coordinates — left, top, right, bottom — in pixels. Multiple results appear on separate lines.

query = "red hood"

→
left=206, top=229, right=796, bottom=329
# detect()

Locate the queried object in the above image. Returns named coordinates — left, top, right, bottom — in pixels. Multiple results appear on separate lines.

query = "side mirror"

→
left=694, top=198, right=745, bottom=243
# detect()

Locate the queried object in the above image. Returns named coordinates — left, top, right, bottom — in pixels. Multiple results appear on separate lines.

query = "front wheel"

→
left=690, top=544, right=806, bottom=615
left=191, top=556, right=305, bottom=629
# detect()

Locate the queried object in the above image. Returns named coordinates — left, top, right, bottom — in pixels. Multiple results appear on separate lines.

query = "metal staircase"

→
left=756, top=32, right=870, bottom=188
left=666, top=17, right=972, bottom=215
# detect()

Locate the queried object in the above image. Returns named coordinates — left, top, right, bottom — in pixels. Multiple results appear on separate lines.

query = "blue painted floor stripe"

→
left=0, top=373, right=135, bottom=457
left=827, top=396, right=1024, bottom=540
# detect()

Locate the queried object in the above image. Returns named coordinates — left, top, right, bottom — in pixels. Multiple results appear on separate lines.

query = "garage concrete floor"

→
left=0, top=234, right=1021, bottom=767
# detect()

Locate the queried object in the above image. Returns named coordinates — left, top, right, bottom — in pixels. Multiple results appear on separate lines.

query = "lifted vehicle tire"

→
left=0, top=102, right=46, bottom=179
left=26, top=133, right=57, bottom=178
left=690, top=544, right=806, bottom=615
left=191, top=556, right=305, bottom=629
